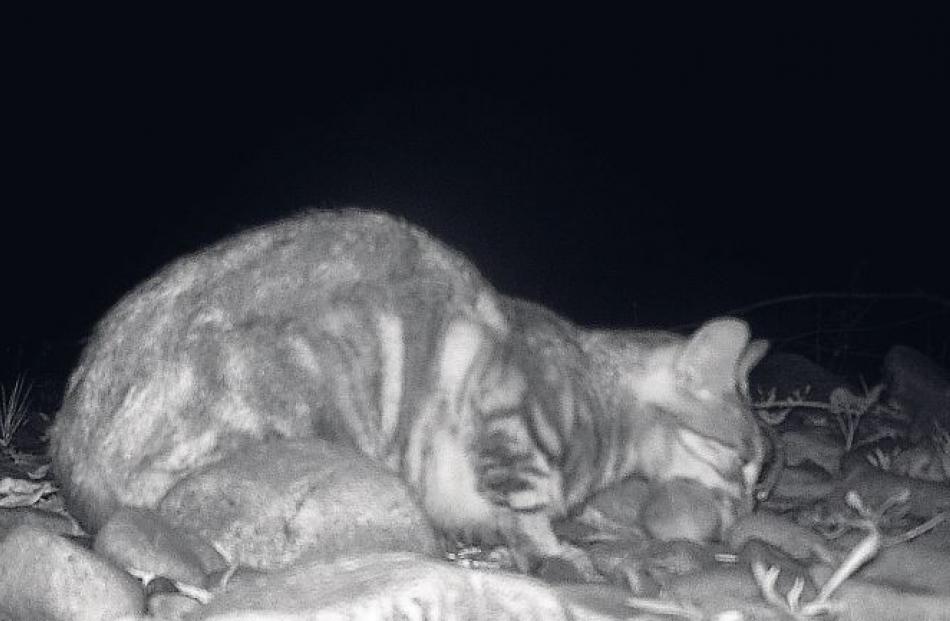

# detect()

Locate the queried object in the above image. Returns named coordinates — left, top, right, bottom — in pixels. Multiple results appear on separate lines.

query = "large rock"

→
left=584, top=475, right=724, bottom=542
left=727, top=510, right=834, bottom=563
left=855, top=539, right=950, bottom=595
left=640, top=478, right=724, bottom=543
left=750, top=352, right=854, bottom=425
left=94, top=507, right=227, bottom=587
left=751, top=352, right=852, bottom=399
left=883, top=344, right=950, bottom=438
left=192, top=552, right=626, bottom=620
left=817, top=579, right=950, bottom=621
left=586, top=476, right=650, bottom=529
left=667, top=565, right=778, bottom=619
left=157, top=439, right=440, bottom=570
left=0, top=524, right=144, bottom=621
left=811, top=564, right=950, bottom=620
left=0, top=506, right=85, bottom=540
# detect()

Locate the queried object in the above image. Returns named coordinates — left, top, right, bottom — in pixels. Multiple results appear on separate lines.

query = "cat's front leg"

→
left=474, top=437, right=598, bottom=579
left=471, top=367, right=600, bottom=580
left=495, top=508, right=601, bottom=582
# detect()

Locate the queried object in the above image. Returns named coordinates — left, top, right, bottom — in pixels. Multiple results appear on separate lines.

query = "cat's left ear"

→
left=675, top=318, right=755, bottom=389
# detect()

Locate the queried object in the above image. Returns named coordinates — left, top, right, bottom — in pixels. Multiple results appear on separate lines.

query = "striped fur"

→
left=50, top=209, right=767, bottom=571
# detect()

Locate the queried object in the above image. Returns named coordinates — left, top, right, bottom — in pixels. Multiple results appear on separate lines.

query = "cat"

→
left=50, top=208, right=768, bottom=573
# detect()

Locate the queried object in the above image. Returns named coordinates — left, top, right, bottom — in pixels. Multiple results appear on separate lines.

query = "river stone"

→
left=641, top=478, right=723, bottom=543
left=157, top=438, right=440, bottom=570
left=148, top=591, right=202, bottom=619
left=586, top=476, right=650, bottom=528
left=884, top=344, right=950, bottom=438
left=0, top=524, right=144, bottom=621
left=94, top=507, right=227, bottom=586
left=0, top=506, right=84, bottom=539
left=751, top=351, right=851, bottom=401
left=856, top=539, right=950, bottom=595
left=667, top=565, right=780, bottom=619
left=192, top=552, right=580, bottom=620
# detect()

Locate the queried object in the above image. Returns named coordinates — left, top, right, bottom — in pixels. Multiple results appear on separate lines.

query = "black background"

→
left=4, top=10, right=949, bottom=406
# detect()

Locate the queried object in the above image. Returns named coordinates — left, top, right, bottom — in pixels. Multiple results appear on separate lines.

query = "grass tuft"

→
left=1, top=374, right=33, bottom=449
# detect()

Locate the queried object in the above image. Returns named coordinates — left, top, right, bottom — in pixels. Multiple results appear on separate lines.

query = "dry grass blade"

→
left=0, top=375, right=33, bottom=448
left=624, top=596, right=704, bottom=619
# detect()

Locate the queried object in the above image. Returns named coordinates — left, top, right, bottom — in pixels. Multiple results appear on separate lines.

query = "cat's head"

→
left=587, top=317, right=769, bottom=530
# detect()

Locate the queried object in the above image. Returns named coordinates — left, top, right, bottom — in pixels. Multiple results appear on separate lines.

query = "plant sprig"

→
left=0, top=374, right=33, bottom=449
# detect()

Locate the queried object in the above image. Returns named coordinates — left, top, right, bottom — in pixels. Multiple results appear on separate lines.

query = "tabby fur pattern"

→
left=51, top=209, right=767, bottom=570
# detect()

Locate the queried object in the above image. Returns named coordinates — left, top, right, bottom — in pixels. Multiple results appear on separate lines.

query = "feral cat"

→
left=50, top=208, right=767, bottom=572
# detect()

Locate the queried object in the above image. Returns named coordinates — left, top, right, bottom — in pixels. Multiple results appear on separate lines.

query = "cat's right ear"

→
left=735, top=338, right=768, bottom=398
left=738, top=339, right=769, bottom=379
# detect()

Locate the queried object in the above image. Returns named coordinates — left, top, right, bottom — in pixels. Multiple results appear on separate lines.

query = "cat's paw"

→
left=536, top=545, right=604, bottom=584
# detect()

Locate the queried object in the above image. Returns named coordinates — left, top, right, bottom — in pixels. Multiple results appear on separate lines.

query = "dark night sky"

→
left=4, top=11, right=949, bottom=398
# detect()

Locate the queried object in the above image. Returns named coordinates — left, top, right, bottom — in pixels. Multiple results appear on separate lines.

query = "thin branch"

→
left=774, top=309, right=950, bottom=344
left=669, top=291, right=950, bottom=330
left=722, top=292, right=950, bottom=317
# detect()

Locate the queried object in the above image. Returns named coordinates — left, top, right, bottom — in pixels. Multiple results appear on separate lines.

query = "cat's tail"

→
left=48, top=403, right=121, bottom=533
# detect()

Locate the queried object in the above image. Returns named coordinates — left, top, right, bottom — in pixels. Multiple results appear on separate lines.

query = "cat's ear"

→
left=738, top=339, right=769, bottom=380
left=674, top=318, right=751, bottom=390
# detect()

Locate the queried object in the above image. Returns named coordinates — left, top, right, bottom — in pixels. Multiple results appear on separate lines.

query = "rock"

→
left=911, top=511, right=950, bottom=553
left=728, top=510, right=835, bottom=563
left=583, top=477, right=725, bottom=544
left=888, top=443, right=950, bottom=482
left=808, top=571, right=950, bottom=620
left=586, top=476, right=650, bottom=528
left=780, top=428, right=845, bottom=475
left=586, top=539, right=656, bottom=593
left=667, top=565, right=780, bottom=619
left=855, top=539, right=950, bottom=595
left=646, top=539, right=717, bottom=577
left=148, top=592, right=202, bottom=620
left=191, top=552, right=595, bottom=620
left=553, top=583, right=644, bottom=621
left=144, top=575, right=179, bottom=596
left=586, top=537, right=715, bottom=594
left=94, top=507, right=226, bottom=587
left=158, top=439, right=440, bottom=570
left=751, top=352, right=853, bottom=407
left=0, top=524, right=144, bottom=621
left=834, top=461, right=950, bottom=518
left=883, top=344, right=950, bottom=438
left=641, top=479, right=723, bottom=542
left=737, top=539, right=818, bottom=599
left=764, top=462, right=837, bottom=508
left=0, top=506, right=84, bottom=539
left=536, top=555, right=593, bottom=584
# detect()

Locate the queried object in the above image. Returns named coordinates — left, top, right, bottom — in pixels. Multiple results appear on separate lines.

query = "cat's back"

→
left=51, top=208, right=504, bottom=530
left=69, top=208, right=490, bottom=372
left=105, top=209, right=479, bottom=321
left=57, top=210, right=471, bottom=423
